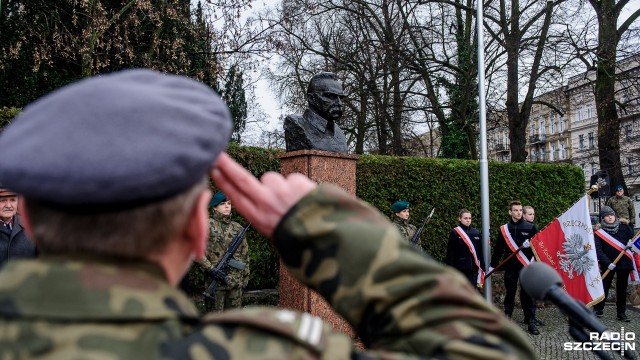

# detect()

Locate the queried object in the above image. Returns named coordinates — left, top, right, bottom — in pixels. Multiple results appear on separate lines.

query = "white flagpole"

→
left=476, top=0, right=491, bottom=303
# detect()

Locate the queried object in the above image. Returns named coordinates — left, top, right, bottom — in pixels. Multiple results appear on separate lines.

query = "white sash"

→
left=500, top=224, right=532, bottom=266
left=454, top=226, right=485, bottom=286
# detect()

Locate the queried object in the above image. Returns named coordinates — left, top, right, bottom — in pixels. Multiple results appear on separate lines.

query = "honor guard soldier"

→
left=198, top=191, right=249, bottom=311
left=0, top=69, right=536, bottom=359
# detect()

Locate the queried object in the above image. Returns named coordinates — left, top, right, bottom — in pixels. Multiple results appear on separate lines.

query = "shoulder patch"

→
left=201, top=307, right=336, bottom=354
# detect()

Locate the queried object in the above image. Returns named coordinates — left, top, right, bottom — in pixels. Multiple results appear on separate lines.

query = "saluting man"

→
left=197, top=192, right=250, bottom=311
left=490, top=200, right=541, bottom=335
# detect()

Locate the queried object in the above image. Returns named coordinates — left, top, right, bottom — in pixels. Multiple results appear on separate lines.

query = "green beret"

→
left=210, top=191, right=227, bottom=207
left=391, top=201, right=410, bottom=213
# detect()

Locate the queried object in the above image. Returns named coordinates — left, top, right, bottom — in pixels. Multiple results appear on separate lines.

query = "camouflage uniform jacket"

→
left=198, top=211, right=249, bottom=289
left=606, top=194, right=636, bottom=225
left=392, top=215, right=423, bottom=250
left=0, top=185, right=536, bottom=359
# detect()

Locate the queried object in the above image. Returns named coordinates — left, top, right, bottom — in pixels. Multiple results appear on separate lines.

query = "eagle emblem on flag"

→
left=557, top=233, right=595, bottom=279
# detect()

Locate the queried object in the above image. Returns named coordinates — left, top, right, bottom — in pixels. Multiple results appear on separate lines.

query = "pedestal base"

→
left=277, top=150, right=359, bottom=338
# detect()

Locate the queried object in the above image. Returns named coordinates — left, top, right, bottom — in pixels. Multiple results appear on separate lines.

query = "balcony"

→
left=529, top=134, right=546, bottom=144
left=495, top=143, right=510, bottom=152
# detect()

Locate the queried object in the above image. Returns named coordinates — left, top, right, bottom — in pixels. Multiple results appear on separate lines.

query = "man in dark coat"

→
left=0, top=185, right=36, bottom=268
left=490, top=200, right=540, bottom=335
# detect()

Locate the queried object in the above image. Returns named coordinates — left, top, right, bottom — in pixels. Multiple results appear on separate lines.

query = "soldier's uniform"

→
left=199, top=210, right=249, bottom=311
left=391, top=201, right=423, bottom=251
left=606, top=192, right=636, bottom=226
left=0, top=69, right=537, bottom=359
left=0, top=186, right=536, bottom=359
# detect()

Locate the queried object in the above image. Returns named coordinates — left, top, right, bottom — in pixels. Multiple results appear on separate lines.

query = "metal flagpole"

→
left=476, top=0, right=491, bottom=303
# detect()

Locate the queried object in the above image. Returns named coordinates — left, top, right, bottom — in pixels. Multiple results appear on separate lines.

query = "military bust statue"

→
left=284, top=72, right=348, bottom=153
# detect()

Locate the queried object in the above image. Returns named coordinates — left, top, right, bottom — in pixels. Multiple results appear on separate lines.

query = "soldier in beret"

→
left=0, top=69, right=535, bottom=359
left=391, top=200, right=423, bottom=250
left=0, top=185, right=36, bottom=268
left=197, top=191, right=249, bottom=311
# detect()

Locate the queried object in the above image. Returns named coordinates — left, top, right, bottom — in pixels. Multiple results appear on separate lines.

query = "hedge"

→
left=190, top=147, right=585, bottom=293
left=356, top=155, right=585, bottom=262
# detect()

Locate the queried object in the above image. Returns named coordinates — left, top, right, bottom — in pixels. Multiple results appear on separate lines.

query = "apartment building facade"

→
left=487, top=55, right=640, bottom=213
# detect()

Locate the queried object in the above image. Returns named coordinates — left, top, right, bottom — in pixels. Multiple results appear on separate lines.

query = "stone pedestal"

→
left=278, top=149, right=358, bottom=337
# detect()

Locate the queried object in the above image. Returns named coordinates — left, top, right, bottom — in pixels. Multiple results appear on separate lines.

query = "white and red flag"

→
left=530, top=195, right=604, bottom=307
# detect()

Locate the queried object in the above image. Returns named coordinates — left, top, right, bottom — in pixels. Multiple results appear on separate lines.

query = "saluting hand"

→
left=211, top=153, right=317, bottom=238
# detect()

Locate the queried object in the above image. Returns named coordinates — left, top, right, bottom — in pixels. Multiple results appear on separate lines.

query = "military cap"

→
left=210, top=191, right=227, bottom=207
left=615, top=185, right=624, bottom=191
left=391, top=201, right=410, bottom=214
left=600, top=206, right=615, bottom=218
left=0, top=69, right=232, bottom=210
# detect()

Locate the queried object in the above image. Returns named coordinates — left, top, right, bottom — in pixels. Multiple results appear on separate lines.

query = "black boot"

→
left=617, top=313, right=631, bottom=322
left=527, top=320, right=540, bottom=335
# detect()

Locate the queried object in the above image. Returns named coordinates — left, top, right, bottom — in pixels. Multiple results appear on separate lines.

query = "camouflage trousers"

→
left=206, top=287, right=243, bottom=312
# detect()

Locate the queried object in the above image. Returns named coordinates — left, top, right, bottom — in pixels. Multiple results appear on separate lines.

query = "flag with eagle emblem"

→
left=530, top=195, right=604, bottom=307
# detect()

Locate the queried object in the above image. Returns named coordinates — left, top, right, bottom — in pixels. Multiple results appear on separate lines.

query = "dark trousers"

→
left=594, top=268, right=630, bottom=315
left=504, top=268, right=536, bottom=321
left=461, top=269, right=478, bottom=287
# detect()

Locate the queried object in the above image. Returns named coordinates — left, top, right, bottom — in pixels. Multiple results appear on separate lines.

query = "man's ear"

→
left=185, top=190, right=211, bottom=260
left=18, top=198, right=36, bottom=240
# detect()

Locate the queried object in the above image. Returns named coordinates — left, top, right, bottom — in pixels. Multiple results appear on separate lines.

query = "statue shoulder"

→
left=284, top=114, right=304, bottom=127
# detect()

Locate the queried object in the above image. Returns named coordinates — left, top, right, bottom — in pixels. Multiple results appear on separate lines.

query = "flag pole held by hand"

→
left=485, top=244, right=526, bottom=278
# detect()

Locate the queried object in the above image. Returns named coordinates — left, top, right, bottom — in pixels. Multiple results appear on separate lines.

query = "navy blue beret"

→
left=0, top=69, right=232, bottom=209
left=615, top=185, right=624, bottom=191
left=391, top=201, right=410, bottom=213
left=210, top=191, right=227, bottom=207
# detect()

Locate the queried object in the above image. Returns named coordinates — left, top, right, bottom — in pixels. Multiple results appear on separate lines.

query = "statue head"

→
left=306, top=72, right=345, bottom=121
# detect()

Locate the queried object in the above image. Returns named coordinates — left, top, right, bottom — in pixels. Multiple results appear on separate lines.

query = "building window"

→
left=560, top=143, right=566, bottom=160
left=625, top=124, right=632, bottom=138
left=530, top=124, right=535, bottom=136
left=531, top=148, right=537, bottom=161
left=591, top=162, right=597, bottom=175
left=540, top=147, right=546, bottom=161
left=628, top=157, right=634, bottom=175
left=550, top=118, right=555, bottom=134
left=540, top=121, right=545, bottom=135
left=550, top=145, right=556, bottom=161
left=581, top=163, right=586, bottom=175
left=587, top=103, right=594, bottom=119
left=579, top=134, right=584, bottom=149
left=588, top=132, right=594, bottom=149
left=576, top=107, right=583, bottom=121
left=559, top=117, right=564, bottom=132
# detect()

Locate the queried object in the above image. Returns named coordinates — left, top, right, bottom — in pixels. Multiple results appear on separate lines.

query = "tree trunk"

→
left=593, top=0, right=625, bottom=189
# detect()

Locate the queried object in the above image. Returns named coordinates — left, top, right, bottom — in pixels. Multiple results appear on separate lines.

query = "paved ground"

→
left=508, top=302, right=640, bottom=359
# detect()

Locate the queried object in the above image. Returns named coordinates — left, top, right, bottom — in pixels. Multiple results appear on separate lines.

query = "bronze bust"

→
left=284, top=72, right=348, bottom=153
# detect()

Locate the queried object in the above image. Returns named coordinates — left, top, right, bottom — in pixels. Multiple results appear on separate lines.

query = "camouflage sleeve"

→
left=273, top=184, right=536, bottom=360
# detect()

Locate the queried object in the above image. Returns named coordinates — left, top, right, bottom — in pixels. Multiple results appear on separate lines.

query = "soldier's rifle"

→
left=203, top=223, right=251, bottom=300
left=410, top=208, right=435, bottom=248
